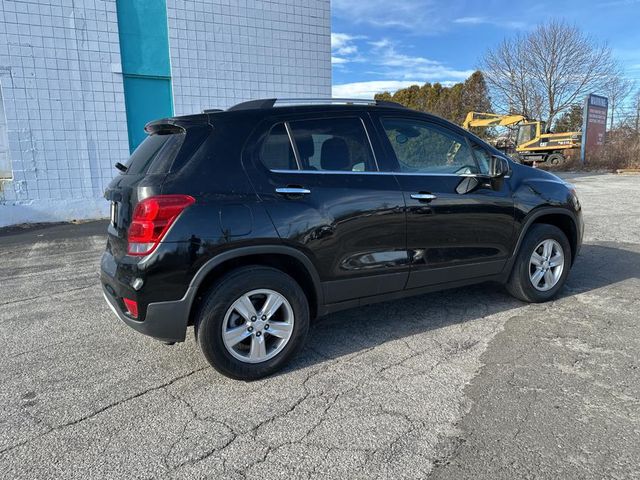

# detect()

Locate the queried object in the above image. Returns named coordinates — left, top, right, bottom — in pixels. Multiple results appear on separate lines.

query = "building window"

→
left=0, top=83, right=11, bottom=179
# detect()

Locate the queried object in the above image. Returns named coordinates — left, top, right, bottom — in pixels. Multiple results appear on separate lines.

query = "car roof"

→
left=145, top=98, right=503, bottom=157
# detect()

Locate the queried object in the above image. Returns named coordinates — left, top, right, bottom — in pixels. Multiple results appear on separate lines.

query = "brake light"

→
left=127, top=195, right=195, bottom=255
left=123, top=298, right=139, bottom=318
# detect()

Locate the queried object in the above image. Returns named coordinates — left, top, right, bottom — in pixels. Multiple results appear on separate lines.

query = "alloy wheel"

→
left=529, top=239, right=565, bottom=292
left=221, top=289, right=294, bottom=363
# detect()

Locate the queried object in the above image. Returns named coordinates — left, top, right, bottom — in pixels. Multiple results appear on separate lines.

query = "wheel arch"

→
left=186, top=246, right=323, bottom=327
left=509, top=208, right=579, bottom=273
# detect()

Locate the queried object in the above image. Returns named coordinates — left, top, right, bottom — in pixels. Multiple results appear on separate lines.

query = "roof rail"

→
left=226, top=98, right=407, bottom=111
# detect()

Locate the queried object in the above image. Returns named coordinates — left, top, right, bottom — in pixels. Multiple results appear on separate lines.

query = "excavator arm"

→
left=463, top=112, right=528, bottom=130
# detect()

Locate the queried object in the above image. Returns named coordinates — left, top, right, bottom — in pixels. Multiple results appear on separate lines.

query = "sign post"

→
left=581, top=94, right=608, bottom=164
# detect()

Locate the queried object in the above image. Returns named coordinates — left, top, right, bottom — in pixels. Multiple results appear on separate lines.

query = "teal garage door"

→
left=122, top=76, right=173, bottom=151
left=116, top=0, right=173, bottom=152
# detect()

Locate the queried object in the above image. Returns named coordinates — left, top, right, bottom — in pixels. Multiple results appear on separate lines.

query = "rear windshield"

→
left=123, top=133, right=185, bottom=175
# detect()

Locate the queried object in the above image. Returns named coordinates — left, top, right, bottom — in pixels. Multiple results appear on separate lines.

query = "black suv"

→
left=102, top=98, right=583, bottom=380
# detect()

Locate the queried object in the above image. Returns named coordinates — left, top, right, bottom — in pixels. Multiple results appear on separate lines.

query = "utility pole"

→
left=635, top=91, right=640, bottom=133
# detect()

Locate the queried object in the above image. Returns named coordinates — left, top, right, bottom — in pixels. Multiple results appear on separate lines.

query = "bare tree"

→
left=482, top=20, right=615, bottom=130
left=483, top=34, right=543, bottom=120
left=603, top=71, right=635, bottom=130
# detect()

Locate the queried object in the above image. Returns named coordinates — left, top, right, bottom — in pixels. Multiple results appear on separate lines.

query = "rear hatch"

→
left=104, top=115, right=210, bottom=259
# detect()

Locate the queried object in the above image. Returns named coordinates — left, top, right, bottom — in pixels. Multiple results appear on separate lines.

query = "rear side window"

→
left=260, top=123, right=297, bottom=170
left=259, top=118, right=377, bottom=172
left=288, top=118, right=376, bottom=172
left=123, top=132, right=185, bottom=175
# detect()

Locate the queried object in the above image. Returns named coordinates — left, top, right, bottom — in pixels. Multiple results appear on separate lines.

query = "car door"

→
left=370, top=113, right=516, bottom=289
left=243, top=112, right=408, bottom=304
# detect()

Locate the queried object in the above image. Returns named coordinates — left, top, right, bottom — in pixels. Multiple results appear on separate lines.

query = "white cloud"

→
left=454, top=16, right=486, bottom=25
left=331, top=33, right=357, bottom=51
left=333, top=81, right=427, bottom=99
left=332, top=0, right=449, bottom=33
left=454, top=16, right=526, bottom=29
left=369, top=39, right=392, bottom=49
left=331, top=33, right=363, bottom=65
left=366, top=38, right=474, bottom=81
left=331, top=36, right=473, bottom=96
left=333, top=0, right=526, bottom=34
left=332, top=80, right=459, bottom=98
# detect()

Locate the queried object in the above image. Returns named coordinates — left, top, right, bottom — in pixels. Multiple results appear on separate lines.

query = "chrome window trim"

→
left=283, top=121, right=301, bottom=170
left=270, top=169, right=474, bottom=177
left=359, top=117, right=379, bottom=171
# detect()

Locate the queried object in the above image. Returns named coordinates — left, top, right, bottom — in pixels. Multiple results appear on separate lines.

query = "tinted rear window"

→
left=123, top=133, right=185, bottom=175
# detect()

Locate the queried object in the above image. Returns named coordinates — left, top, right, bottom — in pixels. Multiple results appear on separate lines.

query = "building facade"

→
left=0, top=0, right=330, bottom=226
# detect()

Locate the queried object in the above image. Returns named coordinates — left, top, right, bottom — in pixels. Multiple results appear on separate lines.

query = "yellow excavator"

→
left=463, top=112, right=582, bottom=165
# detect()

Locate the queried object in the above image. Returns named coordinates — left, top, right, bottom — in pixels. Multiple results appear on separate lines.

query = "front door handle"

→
left=410, top=193, right=437, bottom=201
left=275, top=187, right=311, bottom=195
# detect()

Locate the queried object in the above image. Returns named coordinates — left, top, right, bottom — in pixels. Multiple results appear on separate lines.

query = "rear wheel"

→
left=546, top=153, right=565, bottom=166
left=195, top=266, right=309, bottom=380
left=506, top=224, right=571, bottom=303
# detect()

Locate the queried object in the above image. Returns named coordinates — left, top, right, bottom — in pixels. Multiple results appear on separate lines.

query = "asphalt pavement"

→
left=0, top=172, right=638, bottom=479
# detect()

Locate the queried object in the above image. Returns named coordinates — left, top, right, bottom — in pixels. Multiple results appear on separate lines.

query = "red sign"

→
left=581, top=94, right=608, bottom=162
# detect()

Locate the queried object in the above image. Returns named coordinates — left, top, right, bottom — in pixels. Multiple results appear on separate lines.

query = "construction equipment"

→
left=463, top=112, right=582, bottom=165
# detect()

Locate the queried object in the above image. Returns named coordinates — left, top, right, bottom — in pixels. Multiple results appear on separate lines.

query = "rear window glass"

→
left=123, top=133, right=185, bottom=175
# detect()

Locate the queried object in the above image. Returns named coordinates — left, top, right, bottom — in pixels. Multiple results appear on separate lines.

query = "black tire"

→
left=506, top=224, right=572, bottom=303
left=546, top=153, right=565, bottom=166
left=195, top=266, right=310, bottom=380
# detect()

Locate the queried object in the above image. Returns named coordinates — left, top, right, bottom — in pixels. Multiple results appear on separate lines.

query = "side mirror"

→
left=489, top=156, right=510, bottom=178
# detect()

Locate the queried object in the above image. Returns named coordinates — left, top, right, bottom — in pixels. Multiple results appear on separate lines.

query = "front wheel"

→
left=195, top=266, right=310, bottom=380
left=506, top=224, right=572, bottom=303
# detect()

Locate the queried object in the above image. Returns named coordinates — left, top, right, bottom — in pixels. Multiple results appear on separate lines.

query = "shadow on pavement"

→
left=284, top=243, right=639, bottom=373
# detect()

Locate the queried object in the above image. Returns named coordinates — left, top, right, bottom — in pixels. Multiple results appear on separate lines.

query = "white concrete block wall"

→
left=0, top=0, right=331, bottom=227
left=167, top=0, right=331, bottom=114
left=0, top=0, right=129, bottom=226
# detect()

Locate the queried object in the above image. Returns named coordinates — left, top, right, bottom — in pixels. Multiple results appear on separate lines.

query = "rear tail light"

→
left=123, top=298, right=139, bottom=318
left=127, top=195, right=195, bottom=256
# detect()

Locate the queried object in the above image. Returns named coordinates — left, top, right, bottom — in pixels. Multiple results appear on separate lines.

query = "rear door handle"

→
left=410, top=193, right=437, bottom=201
left=275, top=187, right=311, bottom=195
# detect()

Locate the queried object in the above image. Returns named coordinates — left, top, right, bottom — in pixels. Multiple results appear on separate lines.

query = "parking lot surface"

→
left=1, top=173, right=639, bottom=479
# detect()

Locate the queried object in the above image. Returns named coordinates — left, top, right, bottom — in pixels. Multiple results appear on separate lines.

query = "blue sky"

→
left=331, top=0, right=640, bottom=98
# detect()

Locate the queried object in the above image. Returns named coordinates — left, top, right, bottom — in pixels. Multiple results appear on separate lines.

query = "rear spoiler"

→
left=144, top=114, right=210, bottom=135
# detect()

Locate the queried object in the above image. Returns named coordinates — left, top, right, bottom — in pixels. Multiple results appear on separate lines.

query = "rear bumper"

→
left=101, top=278, right=191, bottom=343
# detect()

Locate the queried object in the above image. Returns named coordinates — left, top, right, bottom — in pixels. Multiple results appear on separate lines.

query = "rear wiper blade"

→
left=115, top=162, right=128, bottom=173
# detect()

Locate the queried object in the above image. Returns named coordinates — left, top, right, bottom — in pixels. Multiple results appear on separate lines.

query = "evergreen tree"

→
left=374, top=71, right=492, bottom=127
left=554, top=104, right=583, bottom=133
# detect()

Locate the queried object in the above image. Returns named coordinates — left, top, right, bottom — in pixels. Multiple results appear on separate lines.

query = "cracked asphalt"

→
left=1, top=172, right=639, bottom=479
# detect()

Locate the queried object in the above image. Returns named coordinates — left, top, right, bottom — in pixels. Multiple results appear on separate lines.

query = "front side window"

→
left=288, top=117, right=376, bottom=172
left=381, top=118, right=477, bottom=174
left=471, top=143, right=492, bottom=176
